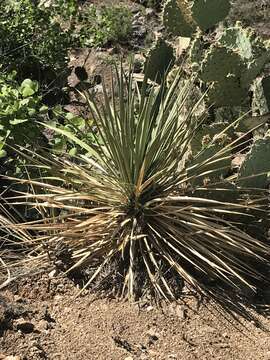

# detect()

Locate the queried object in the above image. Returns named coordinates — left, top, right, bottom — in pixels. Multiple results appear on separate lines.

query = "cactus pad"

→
left=144, top=39, right=175, bottom=83
left=187, top=144, right=231, bottom=186
left=238, top=137, right=270, bottom=189
left=191, top=0, right=231, bottom=31
left=191, top=122, right=232, bottom=154
left=262, top=76, right=270, bottom=110
left=163, top=0, right=195, bottom=37
left=208, top=77, right=246, bottom=107
left=200, top=46, right=244, bottom=82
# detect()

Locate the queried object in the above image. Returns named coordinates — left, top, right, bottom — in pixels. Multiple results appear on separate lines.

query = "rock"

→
left=145, top=8, right=155, bottom=18
left=35, top=319, right=48, bottom=332
left=147, top=328, right=159, bottom=346
left=14, top=318, right=35, bottom=334
left=147, top=328, right=159, bottom=340
left=124, top=357, right=133, bottom=360
left=140, top=355, right=148, bottom=360
left=48, top=270, right=57, bottom=279
left=107, top=47, right=119, bottom=55
left=175, top=304, right=187, bottom=320
left=3, top=356, right=21, bottom=360
left=168, top=354, right=177, bottom=359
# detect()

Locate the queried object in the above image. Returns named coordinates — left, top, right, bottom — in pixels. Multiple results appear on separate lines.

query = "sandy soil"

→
left=1, top=275, right=270, bottom=360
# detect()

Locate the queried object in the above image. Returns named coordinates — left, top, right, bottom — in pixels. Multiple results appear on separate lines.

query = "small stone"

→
left=35, top=320, right=48, bottom=332
left=4, top=356, right=21, bottom=360
left=48, top=270, right=57, bottom=279
left=14, top=318, right=34, bottom=334
left=51, top=354, right=62, bottom=360
left=168, top=354, right=177, bottom=359
left=175, top=305, right=186, bottom=320
left=107, top=47, right=118, bottom=55
left=147, top=328, right=159, bottom=346
left=145, top=8, right=155, bottom=18
left=147, top=328, right=159, bottom=339
left=140, top=355, right=148, bottom=360
left=146, top=305, right=154, bottom=312
left=124, top=357, right=133, bottom=360
left=54, top=295, right=62, bottom=302
left=148, top=350, right=158, bottom=356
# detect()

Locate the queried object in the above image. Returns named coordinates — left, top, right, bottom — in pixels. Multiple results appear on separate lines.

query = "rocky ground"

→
left=1, top=274, right=270, bottom=360
left=1, top=1, right=270, bottom=359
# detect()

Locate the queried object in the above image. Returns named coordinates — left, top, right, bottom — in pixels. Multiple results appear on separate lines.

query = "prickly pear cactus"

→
left=187, top=143, right=231, bottom=186
left=261, top=76, right=270, bottom=110
left=218, top=24, right=270, bottom=86
left=238, top=137, right=270, bottom=189
left=252, top=78, right=269, bottom=116
left=163, top=0, right=231, bottom=37
left=144, top=39, right=175, bottom=83
left=190, top=0, right=231, bottom=31
left=157, top=4, right=269, bottom=114
left=208, top=77, right=247, bottom=107
left=200, top=46, right=244, bottom=82
left=189, top=24, right=270, bottom=108
left=163, top=0, right=195, bottom=37
left=191, top=122, right=233, bottom=154
left=189, top=31, right=204, bottom=71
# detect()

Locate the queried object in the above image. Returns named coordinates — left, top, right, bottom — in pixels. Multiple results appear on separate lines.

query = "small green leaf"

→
left=19, top=79, right=39, bottom=97
left=69, top=147, right=77, bottom=156
left=0, top=149, right=7, bottom=158
left=28, top=108, right=36, bottom=116
left=39, top=105, right=48, bottom=113
left=9, top=119, right=28, bottom=125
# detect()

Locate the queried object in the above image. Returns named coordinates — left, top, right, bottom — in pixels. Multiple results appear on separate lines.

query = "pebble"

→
left=48, top=270, right=57, bottom=279
left=14, top=318, right=34, bottom=334
left=145, top=8, right=155, bottom=18
left=175, top=304, right=187, bottom=320
left=35, top=319, right=49, bottom=332
left=147, top=328, right=159, bottom=340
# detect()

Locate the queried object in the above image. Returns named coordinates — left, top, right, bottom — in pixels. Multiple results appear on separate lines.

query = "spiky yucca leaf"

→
left=1, top=66, right=269, bottom=310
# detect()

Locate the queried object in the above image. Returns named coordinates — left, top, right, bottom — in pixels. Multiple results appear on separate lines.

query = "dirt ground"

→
left=1, top=275, right=270, bottom=360
left=1, top=1, right=270, bottom=359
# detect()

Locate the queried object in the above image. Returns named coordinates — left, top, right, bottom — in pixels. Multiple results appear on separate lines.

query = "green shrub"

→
left=78, top=5, right=132, bottom=47
left=47, top=107, right=95, bottom=156
left=0, top=72, right=44, bottom=159
left=0, top=0, right=77, bottom=78
left=0, top=71, right=94, bottom=177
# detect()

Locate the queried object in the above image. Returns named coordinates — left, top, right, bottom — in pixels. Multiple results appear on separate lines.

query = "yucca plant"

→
left=1, top=65, right=269, bottom=313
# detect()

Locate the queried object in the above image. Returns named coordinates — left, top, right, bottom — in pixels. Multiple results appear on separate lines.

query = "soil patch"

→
left=1, top=275, right=270, bottom=360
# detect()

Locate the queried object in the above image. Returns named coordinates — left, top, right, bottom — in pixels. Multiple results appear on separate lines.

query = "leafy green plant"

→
left=0, top=0, right=77, bottom=78
left=2, top=66, right=270, bottom=314
left=0, top=72, right=44, bottom=159
left=47, top=107, right=96, bottom=156
left=78, top=5, right=132, bottom=47
left=0, top=70, right=96, bottom=177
